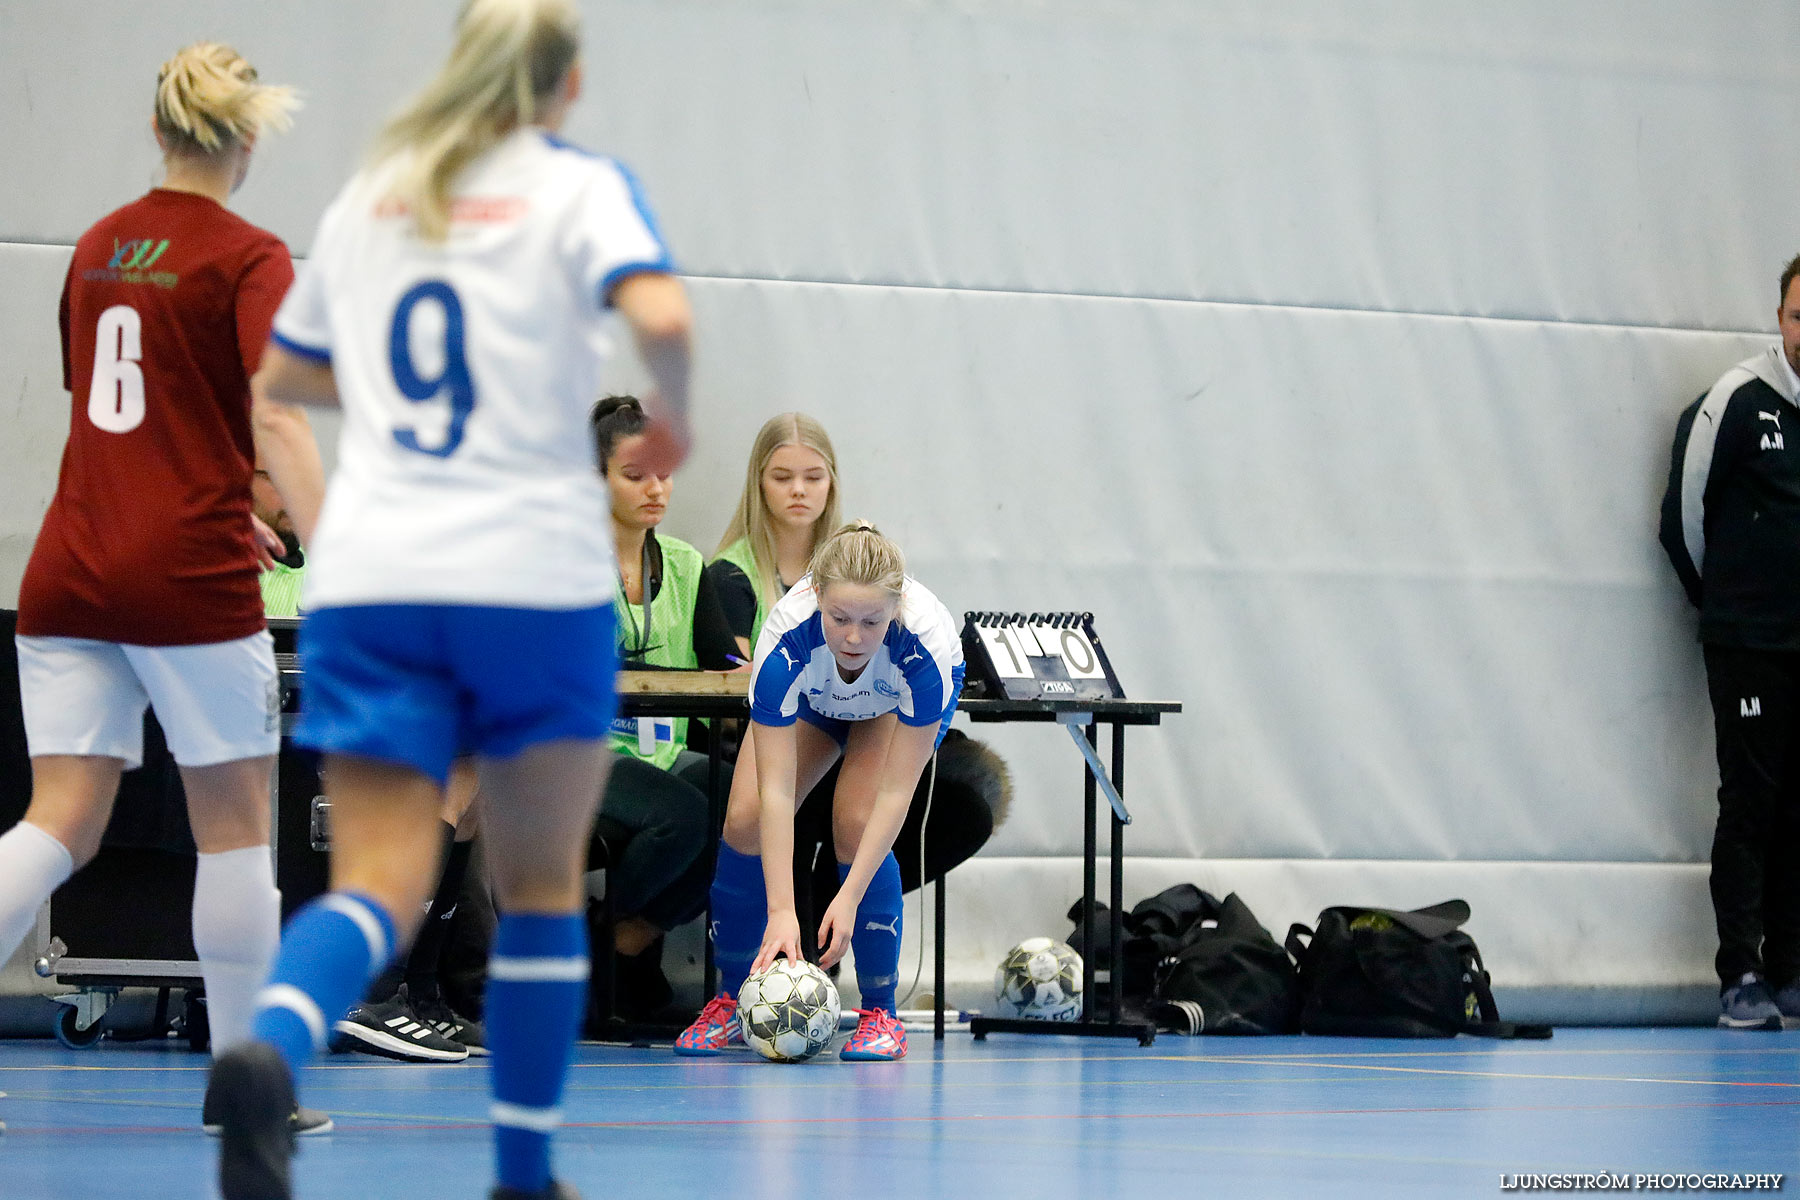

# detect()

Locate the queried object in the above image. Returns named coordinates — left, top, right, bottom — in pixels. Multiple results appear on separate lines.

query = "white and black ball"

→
left=737, top=960, right=842, bottom=1062
left=993, top=937, right=1084, bottom=1022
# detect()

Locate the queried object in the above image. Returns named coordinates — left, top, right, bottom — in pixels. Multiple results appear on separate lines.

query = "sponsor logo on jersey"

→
left=1742, top=696, right=1763, bottom=717
left=1761, top=432, right=1786, bottom=451
left=778, top=645, right=800, bottom=669
left=108, top=238, right=170, bottom=270
left=1758, top=409, right=1783, bottom=427
left=372, top=195, right=528, bottom=223
left=84, top=237, right=180, bottom=289
left=901, top=650, right=924, bottom=666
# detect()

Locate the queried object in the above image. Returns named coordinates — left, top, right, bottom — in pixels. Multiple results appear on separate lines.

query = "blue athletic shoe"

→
left=1719, top=972, right=1782, bottom=1030
left=1773, top=980, right=1800, bottom=1031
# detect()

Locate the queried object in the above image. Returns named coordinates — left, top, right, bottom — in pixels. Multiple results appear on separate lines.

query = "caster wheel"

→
left=54, top=1005, right=106, bottom=1049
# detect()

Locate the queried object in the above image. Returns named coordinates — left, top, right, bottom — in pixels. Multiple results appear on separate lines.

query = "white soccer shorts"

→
left=15, top=631, right=280, bottom=768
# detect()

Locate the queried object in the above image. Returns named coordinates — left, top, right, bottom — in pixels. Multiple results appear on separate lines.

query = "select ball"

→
left=738, top=960, right=843, bottom=1062
left=993, top=937, right=1084, bottom=1022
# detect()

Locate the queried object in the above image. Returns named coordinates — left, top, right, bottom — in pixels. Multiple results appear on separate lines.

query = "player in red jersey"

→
left=0, top=43, right=327, bottom=1129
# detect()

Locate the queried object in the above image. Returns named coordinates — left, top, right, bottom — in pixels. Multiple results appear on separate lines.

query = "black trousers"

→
left=591, top=753, right=714, bottom=930
left=1704, top=644, right=1800, bottom=989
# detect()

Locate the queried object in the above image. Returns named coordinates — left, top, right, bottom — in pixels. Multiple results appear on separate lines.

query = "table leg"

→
left=704, top=737, right=722, bottom=998
left=1109, top=723, right=1126, bottom=1029
left=934, top=866, right=946, bottom=1041
left=1081, top=719, right=1098, bottom=1020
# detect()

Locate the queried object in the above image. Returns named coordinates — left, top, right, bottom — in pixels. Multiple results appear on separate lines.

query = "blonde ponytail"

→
left=373, top=0, right=580, bottom=241
left=154, top=43, right=298, bottom=155
left=809, top=521, right=905, bottom=598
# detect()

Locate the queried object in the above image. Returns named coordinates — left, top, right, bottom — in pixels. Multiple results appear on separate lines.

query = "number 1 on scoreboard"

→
left=975, top=625, right=1033, bottom=678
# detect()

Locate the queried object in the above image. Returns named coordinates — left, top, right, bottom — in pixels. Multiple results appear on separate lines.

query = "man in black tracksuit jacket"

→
left=1660, top=254, right=1800, bottom=1030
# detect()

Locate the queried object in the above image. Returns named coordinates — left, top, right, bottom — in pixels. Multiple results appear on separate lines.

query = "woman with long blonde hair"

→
left=205, top=4, right=692, bottom=1198
left=708, top=412, right=842, bottom=658
left=2, top=39, right=327, bottom=1131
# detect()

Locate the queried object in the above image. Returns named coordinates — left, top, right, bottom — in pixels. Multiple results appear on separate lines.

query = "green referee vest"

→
left=260, top=561, right=305, bottom=619
left=713, top=536, right=774, bottom=654
left=610, top=533, right=702, bottom=770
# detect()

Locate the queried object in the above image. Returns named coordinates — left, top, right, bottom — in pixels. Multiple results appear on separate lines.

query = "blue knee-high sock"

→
left=488, top=913, right=588, bottom=1195
left=251, top=892, right=398, bottom=1077
left=710, top=843, right=766, bottom=998
left=842, top=854, right=902, bottom=1014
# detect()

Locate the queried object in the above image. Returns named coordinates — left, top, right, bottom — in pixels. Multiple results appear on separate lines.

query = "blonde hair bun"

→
left=155, top=43, right=298, bottom=154
left=809, top=520, right=905, bottom=597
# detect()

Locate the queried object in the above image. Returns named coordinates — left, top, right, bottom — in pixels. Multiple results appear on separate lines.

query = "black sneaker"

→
left=207, top=1043, right=297, bottom=1200
left=406, top=984, right=489, bottom=1057
left=492, top=1183, right=581, bottom=1200
left=1719, top=972, right=1783, bottom=1030
left=333, top=992, right=470, bottom=1062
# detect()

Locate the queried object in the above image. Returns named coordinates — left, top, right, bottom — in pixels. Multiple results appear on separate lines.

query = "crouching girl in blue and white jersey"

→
left=676, top=522, right=964, bottom=1061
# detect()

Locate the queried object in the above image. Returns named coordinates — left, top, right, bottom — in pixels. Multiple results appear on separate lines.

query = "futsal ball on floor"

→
left=994, top=937, right=1084, bottom=1021
left=738, top=959, right=842, bottom=1062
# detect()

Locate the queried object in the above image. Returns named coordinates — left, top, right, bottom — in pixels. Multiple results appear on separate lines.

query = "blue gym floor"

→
left=1, top=1027, right=1795, bottom=1198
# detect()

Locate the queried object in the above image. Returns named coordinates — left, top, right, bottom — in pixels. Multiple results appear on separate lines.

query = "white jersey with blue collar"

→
left=272, top=127, right=673, bottom=610
left=750, top=575, right=963, bottom=728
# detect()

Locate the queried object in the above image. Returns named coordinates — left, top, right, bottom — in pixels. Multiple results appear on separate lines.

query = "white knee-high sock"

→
left=192, top=845, right=281, bottom=1055
left=0, top=823, right=74, bottom=966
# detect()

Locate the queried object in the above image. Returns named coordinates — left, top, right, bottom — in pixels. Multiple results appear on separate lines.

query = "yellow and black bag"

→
left=1285, top=900, right=1550, bottom=1040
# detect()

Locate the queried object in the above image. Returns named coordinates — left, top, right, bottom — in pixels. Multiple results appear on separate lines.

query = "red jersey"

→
left=17, top=189, right=294, bottom=646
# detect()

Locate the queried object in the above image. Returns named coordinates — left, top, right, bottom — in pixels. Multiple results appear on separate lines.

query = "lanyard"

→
left=618, top=535, right=655, bottom=658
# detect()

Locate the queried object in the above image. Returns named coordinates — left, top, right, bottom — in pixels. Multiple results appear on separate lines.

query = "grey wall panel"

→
left=6, top=4, right=1797, bottom=330
left=0, top=1, right=457, bottom=252
left=584, top=0, right=1800, bottom=331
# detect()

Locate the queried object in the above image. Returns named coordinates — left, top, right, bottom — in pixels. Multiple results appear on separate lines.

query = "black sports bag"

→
left=1285, top=900, right=1551, bottom=1040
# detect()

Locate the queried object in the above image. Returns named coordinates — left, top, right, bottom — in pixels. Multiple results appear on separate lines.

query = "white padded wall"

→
left=5, top=2, right=1799, bottom=1017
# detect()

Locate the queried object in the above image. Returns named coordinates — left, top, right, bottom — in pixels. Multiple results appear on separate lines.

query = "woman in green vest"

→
left=590, top=396, right=740, bottom=1019
left=707, top=412, right=842, bottom=659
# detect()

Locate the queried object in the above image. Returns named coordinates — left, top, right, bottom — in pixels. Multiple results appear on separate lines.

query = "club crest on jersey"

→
left=874, top=679, right=900, bottom=698
left=1762, top=432, right=1786, bottom=451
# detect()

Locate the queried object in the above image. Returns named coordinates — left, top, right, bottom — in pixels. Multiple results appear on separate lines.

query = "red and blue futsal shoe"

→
left=674, top=993, right=742, bottom=1056
left=839, top=1008, right=907, bottom=1061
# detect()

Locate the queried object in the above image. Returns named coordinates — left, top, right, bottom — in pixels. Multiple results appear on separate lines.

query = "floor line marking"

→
left=1197, top=1055, right=1800, bottom=1088
left=9, top=1096, right=1797, bottom=1138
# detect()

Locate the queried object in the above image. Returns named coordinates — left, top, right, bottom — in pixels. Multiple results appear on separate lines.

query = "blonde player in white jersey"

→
left=676, top=522, right=964, bottom=1062
left=204, top=4, right=691, bottom=1199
